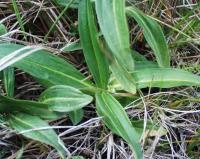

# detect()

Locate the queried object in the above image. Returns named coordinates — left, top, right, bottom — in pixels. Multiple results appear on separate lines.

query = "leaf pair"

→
left=95, top=0, right=171, bottom=94
left=79, top=1, right=142, bottom=158
left=0, top=40, right=95, bottom=158
left=3, top=85, right=93, bottom=158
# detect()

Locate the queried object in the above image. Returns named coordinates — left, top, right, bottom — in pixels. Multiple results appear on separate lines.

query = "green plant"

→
left=0, top=0, right=200, bottom=158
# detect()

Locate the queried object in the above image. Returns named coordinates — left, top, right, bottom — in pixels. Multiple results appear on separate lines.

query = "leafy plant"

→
left=0, top=0, right=200, bottom=158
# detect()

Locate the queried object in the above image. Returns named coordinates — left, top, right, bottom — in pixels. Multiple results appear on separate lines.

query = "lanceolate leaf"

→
left=126, top=6, right=170, bottom=68
left=95, top=0, right=135, bottom=71
left=133, top=68, right=200, bottom=89
left=69, top=109, right=84, bottom=125
left=108, top=60, right=158, bottom=92
left=0, top=95, right=59, bottom=120
left=109, top=68, right=200, bottom=91
left=96, top=92, right=143, bottom=159
left=79, top=0, right=109, bottom=88
left=0, top=43, right=93, bottom=89
left=110, top=59, right=136, bottom=94
left=39, top=85, right=93, bottom=112
left=0, top=23, right=7, bottom=35
left=8, top=113, right=66, bottom=158
left=3, top=67, right=15, bottom=97
left=0, top=25, right=15, bottom=97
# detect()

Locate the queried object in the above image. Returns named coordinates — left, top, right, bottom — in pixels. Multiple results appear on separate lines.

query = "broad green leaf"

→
left=0, top=43, right=93, bottom=89
left=111, top=68, right=200, bottom=90
left=110, top=59, right=136, bottom=94
left=69, top=109, right=84, bottom=125
left=108, top=60, right=157, bottom=92
left=39, top=85, right=93, bottom=112
left=79, top=0, right=109, bottom=88
left=126, top=6, right=170, bottom=68
left=3, top=67, right=15, bottom=97
left=0, top=95, right=59, bottom=120
left=95, top=0, right=135, bottom=71
left=8, top=113, right=66, bottom=158
left=96, top=92, right=142, bottom=159
left=0, top=45, right=45, bottom=71
left=133, top=68, right=200, bottom=88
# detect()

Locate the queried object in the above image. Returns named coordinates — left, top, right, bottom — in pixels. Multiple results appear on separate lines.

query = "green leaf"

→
left=110, top=59, right=136, bottom=94
left=131, top=50, right=148, bottom=61
left=39, top=85, right=93, bottom=112
left=108, top=60, right=158, bottom=92
left=126, top=6, right=170, bottom=68
left=79, top=0, right=109, bottom=88
left=3, top=67, right=15, bottom=97
left=16, top=145, right=24, bottom=159
left=61, top=41, right=82, bottom=52
left=131, top=120, right=167, bottom=137
left=8, top=113, right=66, bottom=158
left=95, top=0, right=135, bottom=71
left=0, top=23, right=7, bottom=35
left=95, top=92, right=143, bottom=159
left=0, top=24, right=15, bottom=97
left=133, top=68, right=200, bottom=89
left=12, top=0, right=26, bottom=39
left=135, top=61, right=158, bottom=70
left=0, top=43, right=93, bottom=89
left=0, top=95, right=59, bottom=120
left=69, top=109, right=84, bottom=125
left=110, top=68, right=200, bottom=90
